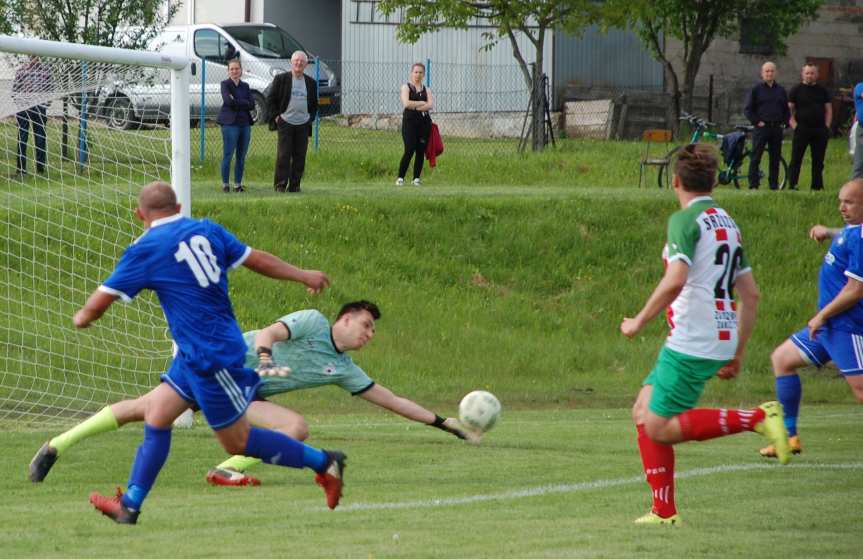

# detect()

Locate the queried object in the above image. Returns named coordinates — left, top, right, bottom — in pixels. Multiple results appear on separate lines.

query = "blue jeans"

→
left=220, top=125, right=251, bottom=185
left=16, top=105, right=47, bottom=173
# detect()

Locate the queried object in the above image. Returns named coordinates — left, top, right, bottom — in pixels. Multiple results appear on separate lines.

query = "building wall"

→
left=263, top=0, right=341, bottom=65
left=169, top=0, right=258, bottom=25
left=665, top=1, right=863, bottom=94
left=340, top=0, right=552, bottom=114
left=553, top=26, right=663, bottom=107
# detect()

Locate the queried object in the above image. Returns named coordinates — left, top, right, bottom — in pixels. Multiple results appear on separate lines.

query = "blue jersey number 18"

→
left=174, top=235, right=222, bottom=288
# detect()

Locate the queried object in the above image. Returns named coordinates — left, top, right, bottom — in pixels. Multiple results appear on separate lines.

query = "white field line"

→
left=333, top=462, right=863, bottom=513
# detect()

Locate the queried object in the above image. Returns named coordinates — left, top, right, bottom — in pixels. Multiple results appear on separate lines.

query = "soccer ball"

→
left=458, top=390, right=501, bottom=433
left=173, top=408, right=194, bottom=429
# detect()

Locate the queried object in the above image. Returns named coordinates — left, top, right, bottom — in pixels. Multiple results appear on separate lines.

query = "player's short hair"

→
left=139, top=181, right=177, bottom=212
left=673, top=143, right=718, bottom=193
left=411, top=62, right=425, bottom=73
left=337, top=300, right=381, bottom=321
left=227, top=58, right=242, bottom=69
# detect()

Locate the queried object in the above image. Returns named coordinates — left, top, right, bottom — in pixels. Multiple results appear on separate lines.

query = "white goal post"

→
left=0, top=35, right=191, bottom=424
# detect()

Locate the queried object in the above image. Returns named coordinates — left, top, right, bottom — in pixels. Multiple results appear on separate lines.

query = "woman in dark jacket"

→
left=217, top=59, right=253, bottom=193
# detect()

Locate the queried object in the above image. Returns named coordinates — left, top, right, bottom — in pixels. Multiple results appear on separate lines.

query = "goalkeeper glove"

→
left=255, top=347, right=291, bottom=377
left=430, top=415, right=483, bottom=444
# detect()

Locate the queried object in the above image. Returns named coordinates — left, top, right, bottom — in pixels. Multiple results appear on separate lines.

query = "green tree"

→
left=378, top=0, right=600, bottom=151
left=0, top=1, right=13, bottom=35
left=9, top=0, right=178, bottom=49
left=609, top=0, right=823, bottom=124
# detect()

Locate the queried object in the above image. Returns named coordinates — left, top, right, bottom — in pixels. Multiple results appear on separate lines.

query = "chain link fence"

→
left=184, top=58, right=537, bottom=164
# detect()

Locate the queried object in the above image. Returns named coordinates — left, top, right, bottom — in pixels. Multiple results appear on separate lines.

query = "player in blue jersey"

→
left=760, top=179, right=863, bottom=458
left=29, top=301, right=476, bottom=487
left=69, top=181, right=345, bottom=524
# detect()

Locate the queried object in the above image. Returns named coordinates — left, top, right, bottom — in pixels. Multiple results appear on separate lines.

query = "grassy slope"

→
left=2, top=140, right=857, bottom=418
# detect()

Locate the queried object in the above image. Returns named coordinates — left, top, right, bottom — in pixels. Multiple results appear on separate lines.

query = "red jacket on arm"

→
left=425, top=123, right=444, bottom=167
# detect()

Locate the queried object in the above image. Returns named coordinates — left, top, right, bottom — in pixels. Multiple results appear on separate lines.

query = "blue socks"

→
left=244, top=427, right=327, bottom=472
left=776, top=374, right=801, bottom=436
left=122, top=424, right=172, bottom=511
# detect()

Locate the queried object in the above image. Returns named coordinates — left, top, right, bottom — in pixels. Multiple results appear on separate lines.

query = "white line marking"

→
left=334, top=462, right=863, bottom=512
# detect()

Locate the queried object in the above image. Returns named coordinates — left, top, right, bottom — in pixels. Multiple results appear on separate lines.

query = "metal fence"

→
left=185, top=58, right=540, bottom=163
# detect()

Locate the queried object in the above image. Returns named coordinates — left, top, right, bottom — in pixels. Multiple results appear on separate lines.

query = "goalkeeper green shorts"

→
left=643, top=346, right=728, bottom=418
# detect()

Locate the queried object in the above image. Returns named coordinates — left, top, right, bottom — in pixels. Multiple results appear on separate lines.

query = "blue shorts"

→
left=790, top=326, right=863, bottom=376
left=161, top=359, right=263, bottom=429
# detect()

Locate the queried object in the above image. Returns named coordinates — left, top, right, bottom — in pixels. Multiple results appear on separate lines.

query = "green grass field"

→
left=3, top=407, right=861, bottom=558
left=2, top=129, right=862, bottom=556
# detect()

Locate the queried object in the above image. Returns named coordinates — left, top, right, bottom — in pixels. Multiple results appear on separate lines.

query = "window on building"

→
left=351, top=1, right=400, bottom=24
left=739, top=18, right=775, bottom=55
left=349, top=1, right=498, bottom=27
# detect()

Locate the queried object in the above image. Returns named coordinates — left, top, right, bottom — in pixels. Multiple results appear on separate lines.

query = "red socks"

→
left=636, top=424, right=676, bottom=518
left=677, top=407, right=765, bottom=441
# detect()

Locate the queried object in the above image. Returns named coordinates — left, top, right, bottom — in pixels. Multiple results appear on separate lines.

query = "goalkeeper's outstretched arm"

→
left=359, top=384, right=480, bottom=443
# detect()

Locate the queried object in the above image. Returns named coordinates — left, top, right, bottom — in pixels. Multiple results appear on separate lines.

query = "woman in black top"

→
left=397, top=63, right=434, bottom=186
left=217, top=59, right=254, bottom=193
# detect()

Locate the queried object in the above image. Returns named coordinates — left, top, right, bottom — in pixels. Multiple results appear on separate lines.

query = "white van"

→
left=103, top=23, right=339, bottom=128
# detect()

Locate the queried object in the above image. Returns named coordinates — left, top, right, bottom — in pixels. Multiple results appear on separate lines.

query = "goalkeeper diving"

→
left=30, top=300, right=479, bottom=486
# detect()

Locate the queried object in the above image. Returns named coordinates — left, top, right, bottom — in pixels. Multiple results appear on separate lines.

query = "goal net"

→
left=0, top=37, right=190, bottom=425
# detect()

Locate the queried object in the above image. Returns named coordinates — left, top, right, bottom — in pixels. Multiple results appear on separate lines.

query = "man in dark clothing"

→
left=744, top=61, right=789, bottom=190
left=787, top=63, right=832, bottom=191
left=265, top=50, right=318, bottom=193
left=13, top=56, right=52, bottom=177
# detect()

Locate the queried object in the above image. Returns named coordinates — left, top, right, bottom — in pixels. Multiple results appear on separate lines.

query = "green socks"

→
left=49, top=406, right=119, bottom=455
left=216, top=455, right=262, bottom=472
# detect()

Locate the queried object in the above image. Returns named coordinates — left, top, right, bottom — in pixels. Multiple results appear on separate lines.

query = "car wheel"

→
left=108, top=96, right=138, bottom=130
left=250, top=91, right=267, bottom=125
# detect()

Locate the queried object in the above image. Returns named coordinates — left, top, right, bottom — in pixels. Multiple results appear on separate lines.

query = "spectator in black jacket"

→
left=265, top=51, right=318, bottom=193
left=787, top=63, right=832, bottom=191
left=744, top=61, right=789, bottom=190
left=217, top=59, right=254, bottom=193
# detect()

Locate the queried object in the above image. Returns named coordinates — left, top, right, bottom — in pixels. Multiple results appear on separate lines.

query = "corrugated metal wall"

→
left=340, top=0, right=552, bottom=114
left=553, top=26, right=663, bottom=102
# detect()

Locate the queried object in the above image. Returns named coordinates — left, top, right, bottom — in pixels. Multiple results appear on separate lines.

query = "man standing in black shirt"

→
left=787, top=63, right=832, bottom=191
left=744, top=62, right=789, bottom=190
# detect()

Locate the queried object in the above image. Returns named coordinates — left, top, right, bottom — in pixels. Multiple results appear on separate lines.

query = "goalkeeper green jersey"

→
left=244, top=310, right=374, bottom=397
left=663, top=196, right=751, bottom=361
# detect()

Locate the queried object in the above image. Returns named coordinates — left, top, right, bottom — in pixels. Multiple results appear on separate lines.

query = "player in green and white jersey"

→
left=620, top=143, right=790, bottom=526
left=29, top=301, right=475, bottom=486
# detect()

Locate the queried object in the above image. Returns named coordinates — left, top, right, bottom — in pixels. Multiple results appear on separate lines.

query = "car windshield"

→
left=222, top=26, right=306, bottom=60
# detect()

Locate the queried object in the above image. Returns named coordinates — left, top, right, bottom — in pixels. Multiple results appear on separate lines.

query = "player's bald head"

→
left=840, top=179, right=863, bottom=200
left=138, top=181, right=177, bottom=213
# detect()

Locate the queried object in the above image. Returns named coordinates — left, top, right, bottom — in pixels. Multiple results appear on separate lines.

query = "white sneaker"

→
left=412, top=178, right=422, bottom=186
left=395, top=178, right=404, bottom=186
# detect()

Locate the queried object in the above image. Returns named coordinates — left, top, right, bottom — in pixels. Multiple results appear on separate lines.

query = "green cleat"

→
left=754, top=401, right=791, bottom=465
left=634, top=512, right=682, bottom=525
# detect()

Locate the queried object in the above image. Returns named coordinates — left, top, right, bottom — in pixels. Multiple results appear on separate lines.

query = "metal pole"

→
left=171, top=66, right=192, bottom=216
left=199, top=59, right=206, bottom=162
left=707, top=74, right=714, bottom=122
left=314, top=58, right=320, bottom=152
left=78, top=62, right=88, bottom=166
left=426, top=57, right=431, bottom=87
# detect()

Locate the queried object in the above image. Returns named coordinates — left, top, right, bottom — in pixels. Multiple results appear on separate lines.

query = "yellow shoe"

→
left=760, top=435, right=802, bottom=458
left=634, top=512, right=682, bottom=526
left=754, top=401, right=791, bottom=465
